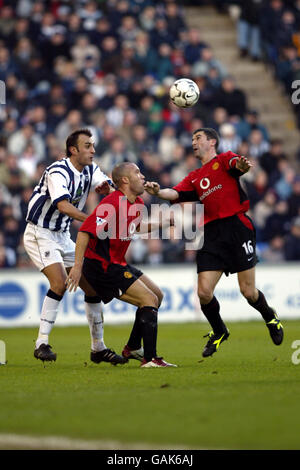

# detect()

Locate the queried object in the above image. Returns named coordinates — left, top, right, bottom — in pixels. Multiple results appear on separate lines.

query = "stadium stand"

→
left=0, top=0, right=299, bottom=269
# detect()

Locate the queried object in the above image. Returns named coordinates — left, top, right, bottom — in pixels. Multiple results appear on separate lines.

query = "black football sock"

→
left=247, top=290, right=275, bottom=322
left=127, top=308, right=142, bottom=350
left=139, top=306, right=158, bottom=362
left=200, top=296, right=227, bottom=335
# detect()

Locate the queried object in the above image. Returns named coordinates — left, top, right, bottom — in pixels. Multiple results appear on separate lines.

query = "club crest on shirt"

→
left=212, top=162, right=219, bottom=170
left=124, top=271, right=133, bottom=279
left=96, top=217, right=107, bottom=226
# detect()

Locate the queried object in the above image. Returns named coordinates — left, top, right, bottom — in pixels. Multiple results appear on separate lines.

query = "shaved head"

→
left=112, top=162, right=136, bottom=187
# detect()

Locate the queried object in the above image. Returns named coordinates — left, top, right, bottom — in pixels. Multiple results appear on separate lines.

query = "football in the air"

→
left=169, top=78, right=200, bottom=108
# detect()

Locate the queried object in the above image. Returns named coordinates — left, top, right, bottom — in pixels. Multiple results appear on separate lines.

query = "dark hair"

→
left=193, top=127, right=219, bottom=150
left=66, top=128, right=92, bottom=157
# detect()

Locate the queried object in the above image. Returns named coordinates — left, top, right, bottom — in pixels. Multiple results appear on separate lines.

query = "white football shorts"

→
left=24, top=222, right=76, bottom=271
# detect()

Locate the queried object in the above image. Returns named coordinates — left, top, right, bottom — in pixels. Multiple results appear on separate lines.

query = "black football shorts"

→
left=196, top=214, right=258, bottom=276
left=82, top=258, right=143, bottom=303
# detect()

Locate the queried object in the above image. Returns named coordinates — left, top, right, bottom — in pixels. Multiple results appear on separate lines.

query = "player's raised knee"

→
left=140, top=291, right=159, bottom=309
left=156, top=288, right=164, bottom=307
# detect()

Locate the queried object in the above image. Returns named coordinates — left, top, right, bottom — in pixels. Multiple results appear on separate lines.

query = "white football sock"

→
left=85, top=302, right=106, bottom=352
left=36, top=293, right=61, bottom=348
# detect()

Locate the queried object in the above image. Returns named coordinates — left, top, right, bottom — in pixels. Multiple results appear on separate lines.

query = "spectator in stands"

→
left=157, top=125, right=178, bottom=165
left=284, top=216, right=300, bottom=260
left=208, top=107, right=228, bottom=132
left=150, top=17, right=174, bottom=49
left=134, top=31, right=157, bottom=75
left=260, top=0, right=284, bottom=63
left=0, top=231, right=16, bottom=268
left=214, top=76, right=247, bottom=117
left=244, top=168, right=269, bottom=207
left=0, top=46, right=18, bottom=81
left=260, top=235, right=285, bottom=262
left=55, top=109, right=85, bottom=145
left=287, top=176, right=300, bottom=218
left=70, top=35, right=100, bottom=71
left=259, top=138, right=286, bottom=176
left=248, top=129, right=270, bottom=159
left=154, top=43, right=174, bottom=80
left=106, top=94, right=130, bottom=129
left=164, top=2, right=186, bottom=41
left=184, top=28, right=208, bottom=65
left=274, top=162, right=296, bottom=200
left=192, top=46, right=227, bottom=79
left=0, top=5, right=15, bottom=42
left=100, top=36, right=120, bottom=74
left=145, top=238, right=164, bottom=265
left=162, top=226, right=186, bottom=264
left=276, top=10, right=297, bottom=51
left=218, top=122, right=241, bottom=154
left=139, top=6, right=156, bottom=33
left=253, top=189, right=278, bottom=242
left=263, top=200, right=291, bottom=241
left=67, top=13, right=85, bottom=45
left=7, top=124, right=45, bottom=160
left=237, top=0, right=263, bottom=61
left=118, top=15, right=141, bottom=42
left=275, top=45, right=300, bottom=91
left=40, top=28, right=71, bottom=69
left=99, top=135, right=136, bottom=174
left=236, top=109, right=269, bottom=142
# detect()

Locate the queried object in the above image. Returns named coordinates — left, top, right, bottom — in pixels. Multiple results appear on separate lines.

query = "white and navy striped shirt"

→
left=26, top=158, right=112, bottom=232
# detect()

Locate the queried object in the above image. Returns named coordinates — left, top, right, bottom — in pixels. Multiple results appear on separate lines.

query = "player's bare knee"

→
left=197, top=287, right=213, bottom=304
left=239, top=283, right=255, bottom=300
left=49, top=280, right=66, bottom=296
left=156, top=288, right=164, bottom=307
left=140, top=292, right=159, bottom=309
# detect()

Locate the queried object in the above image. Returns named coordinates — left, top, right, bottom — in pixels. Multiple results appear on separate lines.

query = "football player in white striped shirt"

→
left=24, top=128, right=127, bottom=365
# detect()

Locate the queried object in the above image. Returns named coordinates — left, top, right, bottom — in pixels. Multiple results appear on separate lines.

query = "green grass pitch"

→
left=1, top=320, right=300, bottom=450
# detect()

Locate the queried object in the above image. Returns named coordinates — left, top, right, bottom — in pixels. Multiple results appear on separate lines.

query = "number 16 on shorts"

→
left=242, top=240, right=254, bottom=261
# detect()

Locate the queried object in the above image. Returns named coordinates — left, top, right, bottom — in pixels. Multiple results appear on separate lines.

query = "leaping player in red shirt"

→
left=66, top=162, right=177, bottom=368
left=145, top=128, right=283, bottom=358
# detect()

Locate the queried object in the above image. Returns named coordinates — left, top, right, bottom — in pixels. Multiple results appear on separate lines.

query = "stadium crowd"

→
left=230, top=0, right=300, bottom=131
left=0, top=0, right=299, bottom=269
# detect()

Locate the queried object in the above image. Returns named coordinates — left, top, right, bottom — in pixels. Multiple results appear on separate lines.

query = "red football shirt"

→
left=172, top=151, right=249, bottom=225
left=79, top=190, right=144, bottom=270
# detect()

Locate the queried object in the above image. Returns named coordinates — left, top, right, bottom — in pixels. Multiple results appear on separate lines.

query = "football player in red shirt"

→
left=66, top=162, right=177, bottom=368
left=145, top=128, right=283, bottom=358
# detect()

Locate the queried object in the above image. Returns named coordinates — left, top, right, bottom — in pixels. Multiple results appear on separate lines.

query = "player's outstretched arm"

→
left=57, top=199, right=89, bottom=222
left=66, top=232, right=90, bottom=292
left=137, top=216, right=175, bottom=234
left=144, top=182, right=179, bottom=201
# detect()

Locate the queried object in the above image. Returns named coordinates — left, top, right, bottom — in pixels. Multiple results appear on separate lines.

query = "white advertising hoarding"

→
left=0, top=263, right=299, bottom=328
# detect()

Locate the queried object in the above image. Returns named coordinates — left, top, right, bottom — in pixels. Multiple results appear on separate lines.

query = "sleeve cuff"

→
left=79, top=229, right=95, bottom=238
left=52, top=194, right=70, bottom=207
